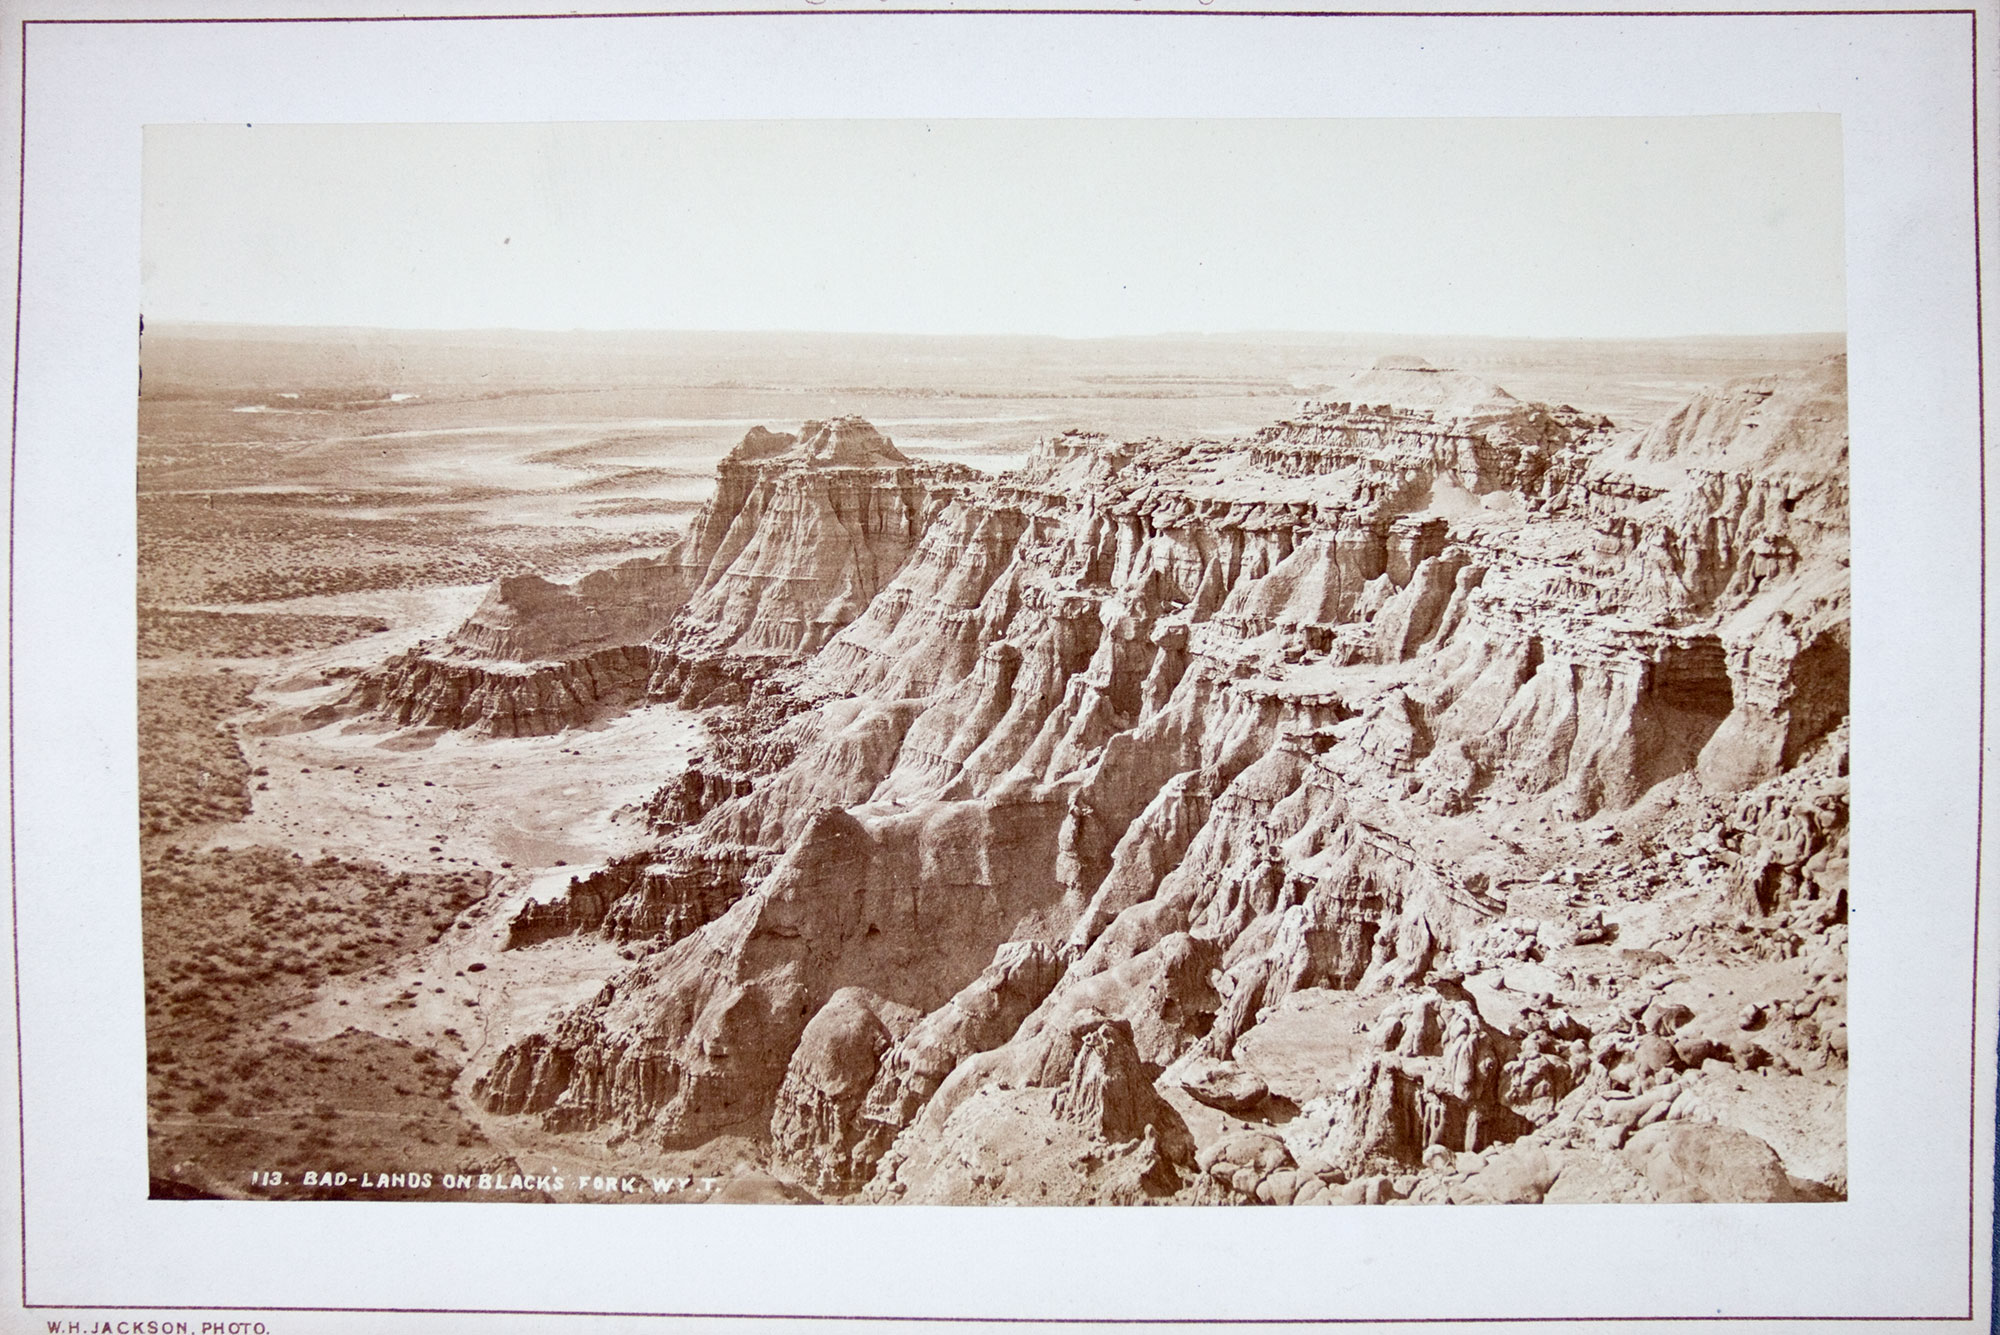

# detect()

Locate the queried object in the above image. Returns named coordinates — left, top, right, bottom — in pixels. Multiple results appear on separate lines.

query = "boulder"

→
left=1177, top=1057, right=1269, bottom=1114
left=1461, top=1141, right=1562, bottom=1203
left=1197, top=1128, right=1294, bottom=1178
left=1622, top=1122, right=1797, bottom=1202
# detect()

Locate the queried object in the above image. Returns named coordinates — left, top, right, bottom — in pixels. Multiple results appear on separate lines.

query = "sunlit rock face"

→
left=340, top=419, right=978, bottom=732
left=330, top=547, right=691, bottom=738
left=661, top=417, right=979, bottom=664
left=452, top=554, right=694, bottom=661
left=445, top=364, right=1847, bottom=1205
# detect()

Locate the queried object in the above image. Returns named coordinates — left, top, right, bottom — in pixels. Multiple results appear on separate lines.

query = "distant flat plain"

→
left=144, top=325, right=1844, bottom=524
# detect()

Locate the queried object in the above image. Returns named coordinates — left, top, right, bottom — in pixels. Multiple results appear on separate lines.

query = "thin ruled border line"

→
left=14, top=7, right=1997, bottom=20
left=6, top=5, right=1983, bottom=1325
left=0, top=1308, right=1991, bottom=1326
left=1972, top=3, right=1991, bottom=1325
left=7, top=13, right=27, bottom=1317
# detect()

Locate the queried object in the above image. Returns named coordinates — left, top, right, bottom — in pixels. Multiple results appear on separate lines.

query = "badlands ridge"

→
left=339, top=357, right=1850, bottom=1204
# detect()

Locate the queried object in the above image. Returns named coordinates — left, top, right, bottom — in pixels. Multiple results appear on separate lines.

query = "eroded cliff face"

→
left=455, top=557, right=695, bottom=661
left=330, top=551, right=689, bottom=737
left=668, top=418, right=973, bottom=660
left=454, top=356, right=1849, bottom=1204
left=331, top=417, right=977, bottom=738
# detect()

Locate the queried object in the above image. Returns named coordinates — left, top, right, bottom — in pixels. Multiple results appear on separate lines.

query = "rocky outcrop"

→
left=464, top=355, right=1848, bottom=1205
left=345, top=420, right=975, bottom=732
left=848, top=940, right=1065, bottom=1184
left=1587, top=357, right=1850, bottom=791
left=475, top=796, right=1075, bottom=1145
left=1719, top=744, right=1849, bottom=921
left=324, top=547, right=692, bottom=738
left=664, top=417, right=979, bottom=662
left=1056, top=1017, right=1193, bottom=1150
left=337, top=643, right=656, bottom=738
left=504, top=846, right=768, bottom=950
left=769, top=987, right=923, bottom=1194
left=1698, top=610, right=1848, bottom=792
left=1286, top=982, right=1534, bottom=1177
left=864, top=1015, right=1196, bottom=1204
left=452, top=554, right=692, bottom=660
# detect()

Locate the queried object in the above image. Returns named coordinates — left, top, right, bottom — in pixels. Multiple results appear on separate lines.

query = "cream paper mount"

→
left=2, top=2, right=1991, bottom=1330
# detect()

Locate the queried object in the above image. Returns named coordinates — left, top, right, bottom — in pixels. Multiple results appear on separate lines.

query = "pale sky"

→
left=142, top=117, right=1845, bottom=338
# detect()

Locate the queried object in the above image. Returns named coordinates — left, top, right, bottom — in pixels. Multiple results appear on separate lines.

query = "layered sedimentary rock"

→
left=338, top=418, right=976, bottom=735
left=667, top=417, right=975, bottom=660
left=503, top=846, right=771, bottom=950
left=463, top=355, right=1849, bottom=1204
left=331, top=550, right=689, bottom=737
left=865, top=1012, right=1198, bottom=1204
left=474, top=797, right=1076, bottom=1145
left=337, top=642, right=658, bottom=738
left=1298, top=980, right=1534, bottom=1172
left=454, top=555, right=693, bottom=660
left=768, top=987, right=925, bottom=1193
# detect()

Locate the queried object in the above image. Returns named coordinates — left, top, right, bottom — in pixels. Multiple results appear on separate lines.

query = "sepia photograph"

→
left=136, top=115, right=1852, bottom=1209
left=6, top=6, right=1988, bottom=1324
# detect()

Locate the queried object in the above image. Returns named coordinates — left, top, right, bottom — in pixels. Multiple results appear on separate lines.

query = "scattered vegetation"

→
left=138, top=608, right=391, bottom=659
left=142, top=844, right=487, bottom=1030
left=132, top=372, right=681, bottom=1202
left=142, top=844, right=518, bottom=1200
left=139, top=492, right=671, bottom=606
left=138, top=673, right=256, bottom=834
left=147, top=1026, right=544, bottom=1202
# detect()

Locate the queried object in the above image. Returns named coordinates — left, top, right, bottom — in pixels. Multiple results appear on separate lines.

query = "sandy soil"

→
left=227, top=703, right=700, bottom=882
left=172, top=575, right=703, bottom=894
left=196, top=584, right=493, bottom=637
left=279, top=897, right=625, bottom=1075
